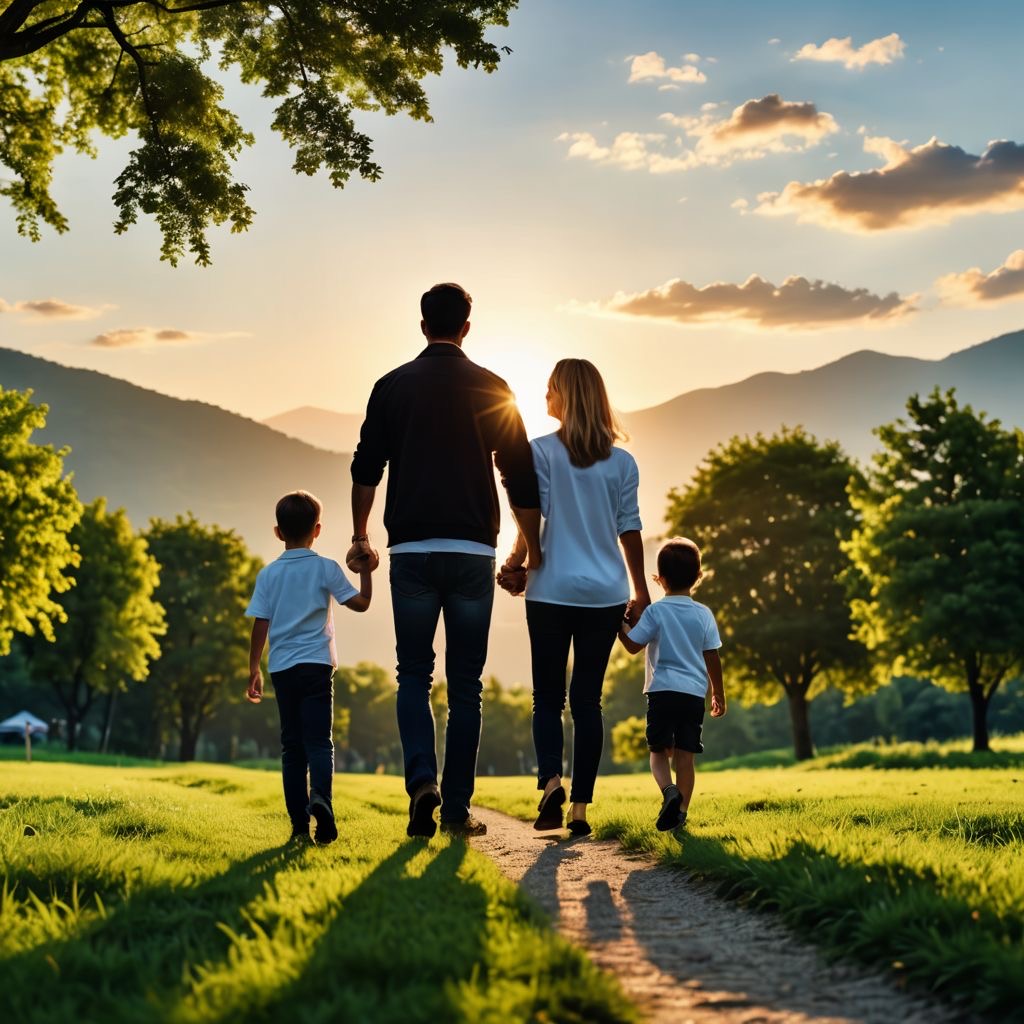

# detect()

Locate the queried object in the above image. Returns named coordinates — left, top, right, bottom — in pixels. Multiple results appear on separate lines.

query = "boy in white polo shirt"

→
left=618, top=537, right=726, bottom=831
left=246, top=491, right=374, bottom=844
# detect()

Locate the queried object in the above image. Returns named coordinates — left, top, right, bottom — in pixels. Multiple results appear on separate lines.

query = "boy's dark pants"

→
left=390, top=552, right=495, bottom=823
left=271, top=662, right=334, bottom=830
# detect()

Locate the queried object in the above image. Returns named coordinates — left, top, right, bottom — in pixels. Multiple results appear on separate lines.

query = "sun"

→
left=486, top=344, right=560, bottom=440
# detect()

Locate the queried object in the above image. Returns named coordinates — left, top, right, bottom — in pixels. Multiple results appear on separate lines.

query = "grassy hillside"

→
left=0, top=763, right=634, bottom=1024
left=476, top=765, right=1024, bottom=1019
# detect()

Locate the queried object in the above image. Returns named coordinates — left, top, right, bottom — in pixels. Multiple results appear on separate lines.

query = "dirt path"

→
left=470, top=807, right=953, bottom=1024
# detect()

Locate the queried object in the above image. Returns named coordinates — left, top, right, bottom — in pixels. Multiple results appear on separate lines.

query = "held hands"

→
left=710, top=692, right=727, bottom=718
left=623, top=593, right=650, bottom=627
left=345, top=538, right=380, bottom=574
left=496, top=561, right=528, bottom=597
left=246, top=669, right=264, bottom=704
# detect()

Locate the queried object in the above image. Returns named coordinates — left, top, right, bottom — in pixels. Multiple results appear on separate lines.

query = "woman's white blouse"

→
left=525, top=432, right=642, bottom=607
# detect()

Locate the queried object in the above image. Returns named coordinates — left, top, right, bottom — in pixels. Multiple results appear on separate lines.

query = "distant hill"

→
left=263, top=406, right=363, bottom=453
left=0, top=347, right=350, bottom=563
left=265, top=331, right=1024, bottom=529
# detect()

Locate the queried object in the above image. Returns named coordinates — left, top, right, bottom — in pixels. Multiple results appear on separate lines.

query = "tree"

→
left=666, top=428, right=869, bottom=760
left=0, top=387, right=82, bottom=657
left=846, top=390, right=1024, bottom=752
left=0, top=0, right=517, bottom=265
left=334, top=661, right=399, bottom=771
left=26, top=498, right=166, bottom=750
left=145, top=514, right=259, bottom=760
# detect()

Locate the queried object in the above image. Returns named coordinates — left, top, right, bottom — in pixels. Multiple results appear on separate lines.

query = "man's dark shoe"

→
left=440, top=815, right=488, bottom=838
left=289, top=826, right=311, bottom=844
left=656, top=785, right=683, bottom=832
left=407, top=782, right=442, bottom=838
left=307, top=791, right=338, bottom=845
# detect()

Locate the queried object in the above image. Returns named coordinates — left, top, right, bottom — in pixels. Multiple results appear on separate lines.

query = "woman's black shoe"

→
left=534, top=784, right=566, bottom=831
left=567, top=818, right=592, bottom=836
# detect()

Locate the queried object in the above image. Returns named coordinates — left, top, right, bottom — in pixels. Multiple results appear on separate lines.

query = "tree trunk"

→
left=66, top=709, right=79, bottom=751
left=968, top=684, right=991, bottom=753
left=786, top=688, right=815, bottom=761
left=99, top=689, right=117, bottom=753
left=179, top=715, right=198, bottom=761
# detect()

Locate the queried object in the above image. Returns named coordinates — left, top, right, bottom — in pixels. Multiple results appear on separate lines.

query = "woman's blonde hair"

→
left=550, top=358, right=627, bottom=468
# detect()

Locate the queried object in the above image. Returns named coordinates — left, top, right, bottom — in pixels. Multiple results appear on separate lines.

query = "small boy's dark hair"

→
left=276, top=490, right=322, bottom=542
left=421, top=282, right=472, bottom=339
left=657, top=537, right=702, bottom=591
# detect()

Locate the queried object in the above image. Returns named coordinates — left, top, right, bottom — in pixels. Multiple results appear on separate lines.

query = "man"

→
left=349, top=283, right=542, bottom=838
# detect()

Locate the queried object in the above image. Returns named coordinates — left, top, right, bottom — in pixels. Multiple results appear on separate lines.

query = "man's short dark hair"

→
left=276, top=490, right=322, bottom=542
left=421, top=282, right=472, bottom=339
left=658, top=537, right=702, bottom=591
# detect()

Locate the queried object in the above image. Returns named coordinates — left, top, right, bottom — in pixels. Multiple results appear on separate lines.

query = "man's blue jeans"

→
left=390, top=552, right=495, bottom=822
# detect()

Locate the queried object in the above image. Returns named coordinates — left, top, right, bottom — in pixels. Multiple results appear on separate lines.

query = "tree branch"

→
left=0, top=1, right=95, bottom=60
left=273, top=0, right=309, bottom=87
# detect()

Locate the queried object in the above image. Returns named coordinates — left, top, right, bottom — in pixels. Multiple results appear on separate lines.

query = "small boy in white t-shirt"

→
left=246, top=491, right=375, bottom=844
left=618, top=537, right=726, bottom=831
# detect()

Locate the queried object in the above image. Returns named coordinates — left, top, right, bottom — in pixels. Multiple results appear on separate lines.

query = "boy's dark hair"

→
left=276, top=490, right=322, bottom=542
left=421, top=282, right=472, bottom=339
left=658, top=537, right=702, bottom=591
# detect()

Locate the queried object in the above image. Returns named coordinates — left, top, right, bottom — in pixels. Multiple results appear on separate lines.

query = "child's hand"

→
left=710, top=693, right=726, bottom=718
left=247, top=669, right=264, bottom=704
left=346, top=540, right=379, bottom=573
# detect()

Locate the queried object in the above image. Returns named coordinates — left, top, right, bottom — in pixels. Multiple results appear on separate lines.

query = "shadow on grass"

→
left=1, top=829, right=308, bottom=1023
left=638, top=831, right=1024, bottom=1020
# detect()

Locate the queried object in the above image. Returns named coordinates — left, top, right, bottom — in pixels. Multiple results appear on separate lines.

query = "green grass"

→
left=0, top=764, right=635, bottom=1024
left=0, top=745, right=164, bottom=767
left=475, top=766, right=1024, bottom=1020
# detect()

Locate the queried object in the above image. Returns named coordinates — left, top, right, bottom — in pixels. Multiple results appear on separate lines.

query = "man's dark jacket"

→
left=351, top=344, right=540, bottom=549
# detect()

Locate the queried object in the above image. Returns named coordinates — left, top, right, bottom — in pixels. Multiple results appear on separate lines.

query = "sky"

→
left=2, top=0, right=1024, bottom=438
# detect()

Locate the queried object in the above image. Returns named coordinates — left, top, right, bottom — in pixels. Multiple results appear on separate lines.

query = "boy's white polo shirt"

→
left=627, top=596, right=721, bottom=697
left=246, top=548, right=358, bottom=673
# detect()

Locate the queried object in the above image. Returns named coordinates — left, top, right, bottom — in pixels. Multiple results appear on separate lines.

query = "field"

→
left=0, top=763, right=633, bottom=1024
left=3, top=751, right=1023, bottom=1022
left=478, top=761, right=1024, bottom=1019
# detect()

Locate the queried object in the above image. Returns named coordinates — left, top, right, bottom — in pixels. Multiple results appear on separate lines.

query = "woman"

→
left=500, top=359, right=649, bottom=834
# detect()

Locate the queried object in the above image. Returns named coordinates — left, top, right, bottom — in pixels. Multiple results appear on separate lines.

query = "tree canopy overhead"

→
left=0, top=0, right=517, bottom=264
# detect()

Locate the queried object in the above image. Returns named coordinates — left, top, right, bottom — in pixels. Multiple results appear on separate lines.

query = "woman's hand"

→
left=623, top=594, right=650, bottom=626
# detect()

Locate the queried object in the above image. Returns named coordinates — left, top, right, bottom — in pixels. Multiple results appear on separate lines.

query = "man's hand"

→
left=710, top=692, right=726, bottom=718
left=247, top=669, right=264, bottom=704
left=346, top=539, right=380, bottom=573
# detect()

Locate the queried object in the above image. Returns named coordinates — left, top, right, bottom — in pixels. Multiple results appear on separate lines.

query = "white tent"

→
left=0, top=711, right=49, bottom=736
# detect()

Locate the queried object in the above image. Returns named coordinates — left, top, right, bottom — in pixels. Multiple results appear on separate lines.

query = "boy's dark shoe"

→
left=407, top=782, right=442, bottom=838
left=656, top=785, right=683, bottom=831
left=307, top=791, right=338, bottom=845
left=440, top=815, right=488, bottom=838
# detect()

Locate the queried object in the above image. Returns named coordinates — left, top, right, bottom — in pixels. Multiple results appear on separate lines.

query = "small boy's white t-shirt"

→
left=627, top=596, right=721, bottom=696
left=246, top=548, right=358, bottom=673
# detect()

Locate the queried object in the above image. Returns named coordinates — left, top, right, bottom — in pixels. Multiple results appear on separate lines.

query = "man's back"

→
left=351, top=344, right=538, bottom=548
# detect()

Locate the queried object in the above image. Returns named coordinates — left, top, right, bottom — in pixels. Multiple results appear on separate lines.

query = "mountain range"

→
left=2, top=330, right=1022, bottom=683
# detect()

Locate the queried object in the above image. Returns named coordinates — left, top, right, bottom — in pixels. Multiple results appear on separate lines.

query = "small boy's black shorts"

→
left=646, top=691, right=705, bottom=753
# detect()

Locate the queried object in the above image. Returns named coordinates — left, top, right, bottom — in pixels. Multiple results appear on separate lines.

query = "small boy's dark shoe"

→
left=656, top=785, right=683, bottom=831
left=407, top=782, right=442, bottom=838
left=307, top=791, right=338, bottom=845
left=440, top=815, right=488, bottom=838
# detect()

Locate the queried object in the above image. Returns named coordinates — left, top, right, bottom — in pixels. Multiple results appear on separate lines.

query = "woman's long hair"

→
left=550, top=358, right=627, bottom=468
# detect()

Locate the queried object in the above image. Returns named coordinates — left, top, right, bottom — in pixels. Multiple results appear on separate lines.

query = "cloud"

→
left=627, top=51, right=706, bottom=85
left=792, top=33, right=905, bottom=69
left=556, top=131, right=697, bottom=174
left=768, top=38, right=781, bottom=45
left=754, top=136, right=1024, bottom=232
left=0, top=297, right=111, bottom=321
left=89, top=326, right=245, bottom=348
left=662, top=94, right=838, bottom=163
left=936, top=250, right=1024, bottom=306
left=585, top=274, right=916, bottom=330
